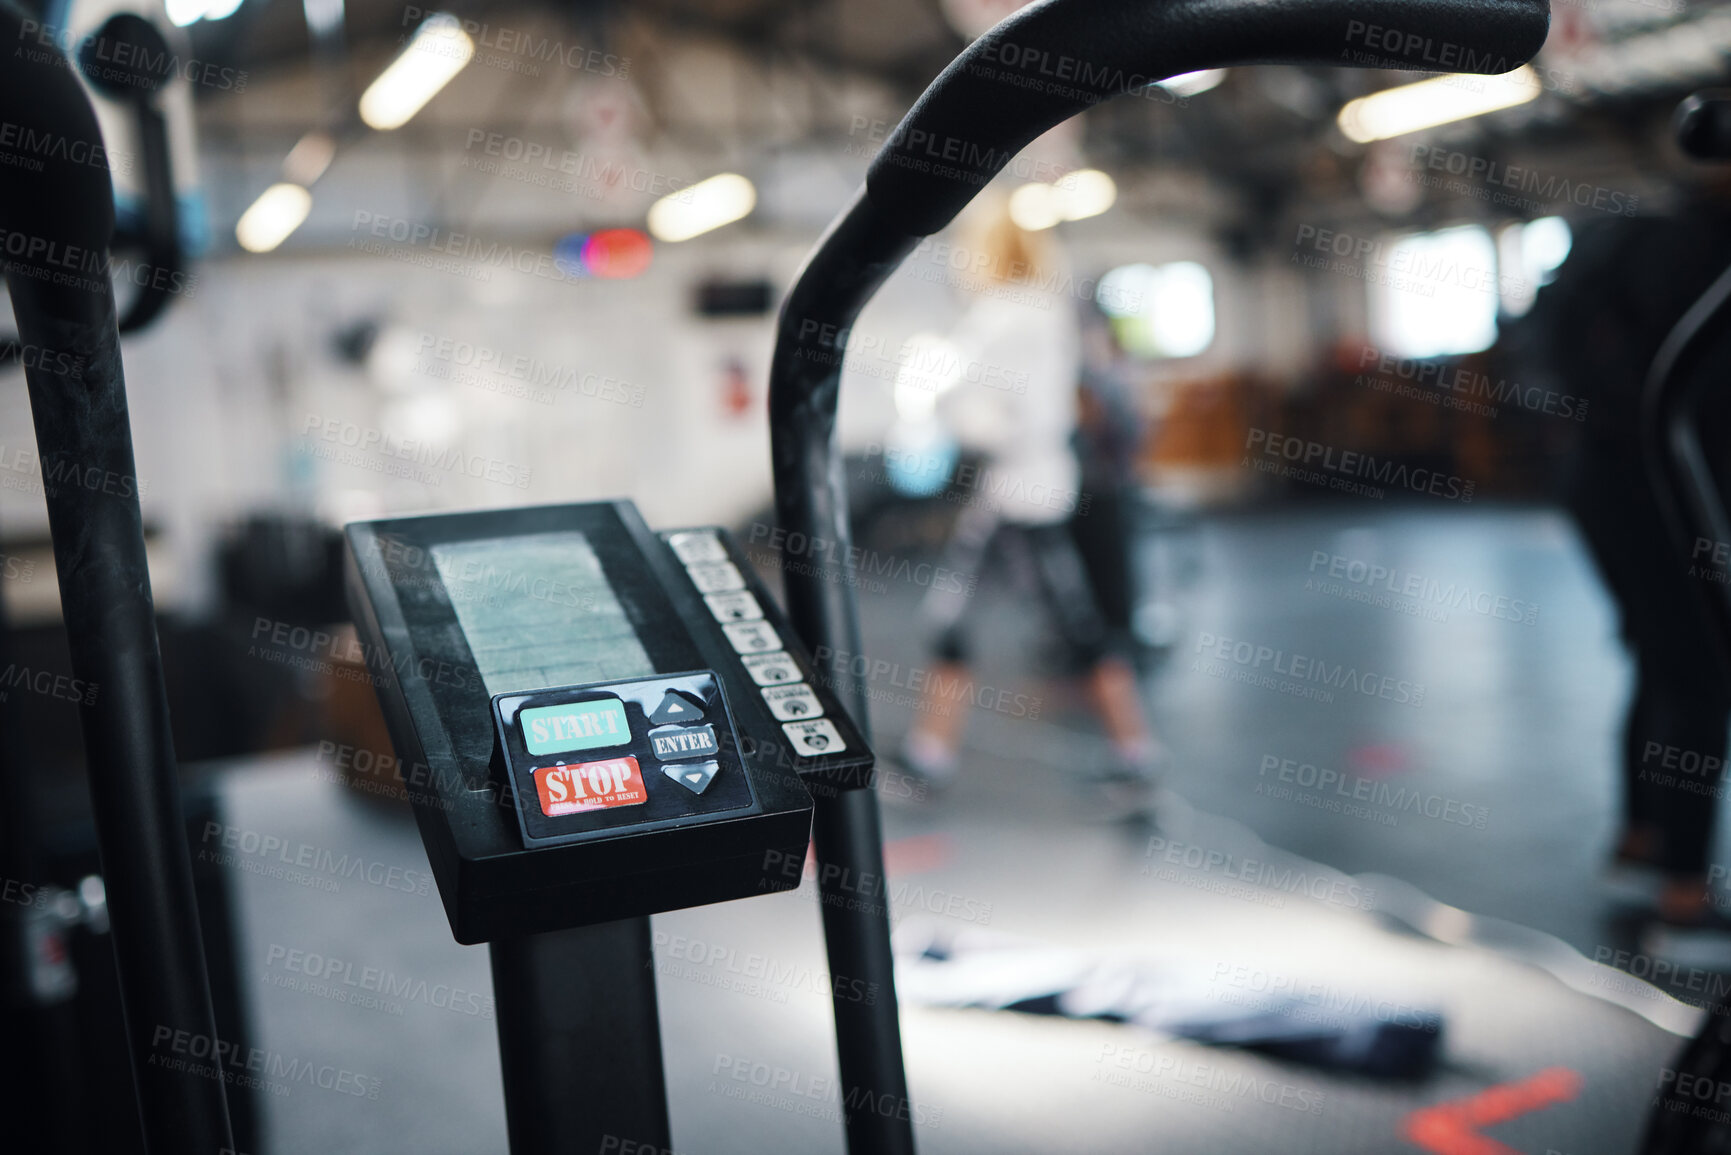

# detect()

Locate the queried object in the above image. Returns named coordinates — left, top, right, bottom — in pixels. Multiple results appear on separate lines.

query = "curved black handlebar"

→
left=776, top=0, right=1555, bottom=682
left=868, top=0, right=1551, bottom=235
left=78, top=13, right=186, bottom=334
left=0, top=13, right=113, bottom=259
left=1644, top=94, right=1731, bottom=673
left=768, top=3, right=1550, bottom=1153
left=1675, top=90, right=1731, bottom=162
left=0, top=5, right=234, bottom=1153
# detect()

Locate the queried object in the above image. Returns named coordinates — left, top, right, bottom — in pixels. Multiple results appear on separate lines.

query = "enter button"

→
left=648, top=723, right=719, bottom=760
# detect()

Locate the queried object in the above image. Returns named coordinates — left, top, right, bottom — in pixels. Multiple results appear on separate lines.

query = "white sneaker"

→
left=1092, top=743, right=1165, bottom=819
left=896, top=731, right=958, bottom=793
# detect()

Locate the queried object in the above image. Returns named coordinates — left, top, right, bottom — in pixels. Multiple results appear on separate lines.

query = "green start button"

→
left=520, top=698, right=630, bottom=756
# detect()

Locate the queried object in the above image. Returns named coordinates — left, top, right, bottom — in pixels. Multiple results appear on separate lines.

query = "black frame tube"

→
left=770, top=191, right=922, bottom=1155
left=0, top=9, right=233, bottom=1148
left=115, top=99, right=181, bottom=335
left=8, top=273, right=235, bottom=1155
left=1644, top=92, right=1731, bottom=673
left=490, top=918, right=672, bottom=1155
left=1643, top=257, right=1731, bottom=667
left=1642, top=91, right=1731, bottom=659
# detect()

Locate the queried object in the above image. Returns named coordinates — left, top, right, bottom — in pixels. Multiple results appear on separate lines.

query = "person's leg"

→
left=905, top=635, right=972, bottom=767
left=1069, top=487, right=1136, bottom=641
left=902, top=505, right=1002, bottom=782
left=1603, top=515, right=1728, bottom=919
left=1084, top=656, right=1156, bottom=757
left=1615, top=661, right=1664, bottom=867
left=1563, top=467, right=1658, bottom=871
left=1639, top=659, right=1731, bottom=922
left=1067, top=488, right=1155, bottom=750
left=1024, top=523, right=1161, bottom=775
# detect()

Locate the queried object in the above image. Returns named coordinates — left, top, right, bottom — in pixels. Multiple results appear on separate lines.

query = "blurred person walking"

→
left=896, top=195, right=1163, bottom=808
left=1505, top=204, right=1731, bottom=967
left=1071, top=301, right=1153, bottom=666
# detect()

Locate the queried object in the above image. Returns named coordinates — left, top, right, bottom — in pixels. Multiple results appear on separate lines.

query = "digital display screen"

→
left=431, top=532, right=655, bottom=695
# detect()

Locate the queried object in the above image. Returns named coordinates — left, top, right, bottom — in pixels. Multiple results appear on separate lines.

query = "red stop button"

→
left=534, top=757, right=649, bottom=816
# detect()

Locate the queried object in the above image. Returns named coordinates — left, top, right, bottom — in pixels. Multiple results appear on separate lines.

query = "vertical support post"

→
left=769, top=191, right=923, bottom=1155
left=8, top=277, right=235, bottom=1155
left=490, top=917, right=672, bottom=1154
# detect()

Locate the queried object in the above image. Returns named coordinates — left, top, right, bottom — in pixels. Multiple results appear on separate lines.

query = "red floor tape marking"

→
left=1403, top=1067, right=1583, bottom=1155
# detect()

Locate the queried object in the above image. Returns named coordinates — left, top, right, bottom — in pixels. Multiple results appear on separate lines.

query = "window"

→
left=1096, top=261, right=1216, bottom=359
left=1367, top=224, right=1500, bottom=359
left=1498, top=216, right=1573, bottom=318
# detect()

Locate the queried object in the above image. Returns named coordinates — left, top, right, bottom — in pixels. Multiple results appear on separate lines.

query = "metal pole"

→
left=8, top=275, right=235, bottom=1155
left=1, top=15, right=234, bottom=1148
left=770, top=190, right=922, bottom=1155
left=490, top=918, right=672, bottom=1154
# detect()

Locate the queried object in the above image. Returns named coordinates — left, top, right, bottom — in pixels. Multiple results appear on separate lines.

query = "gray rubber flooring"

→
left=213, top=501, right=1702, bottom=1154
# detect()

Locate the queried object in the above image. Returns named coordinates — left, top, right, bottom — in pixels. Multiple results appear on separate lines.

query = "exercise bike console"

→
left=343, top=500, right=872, bottom=943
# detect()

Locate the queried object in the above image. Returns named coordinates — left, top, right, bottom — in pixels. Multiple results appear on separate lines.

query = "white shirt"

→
left=939, top=289, right=1082, bottom=526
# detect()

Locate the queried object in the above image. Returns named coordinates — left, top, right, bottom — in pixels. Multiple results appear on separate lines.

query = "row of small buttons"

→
left=666, top=531, right=845, bottom=758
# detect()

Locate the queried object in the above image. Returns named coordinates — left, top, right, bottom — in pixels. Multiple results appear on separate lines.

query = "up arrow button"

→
left=648, top=689, right=705, bottom=726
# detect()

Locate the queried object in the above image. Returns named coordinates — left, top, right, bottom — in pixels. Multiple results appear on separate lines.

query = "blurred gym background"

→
left=6, top=0, right=1730, bottom=1152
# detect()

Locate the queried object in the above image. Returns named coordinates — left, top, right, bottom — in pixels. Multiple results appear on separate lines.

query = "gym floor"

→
left=215, top=501, right=1700, bottom=1154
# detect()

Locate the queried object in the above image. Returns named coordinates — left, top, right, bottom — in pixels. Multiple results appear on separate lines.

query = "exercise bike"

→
left=0, top=0, right=1553, bottom=1151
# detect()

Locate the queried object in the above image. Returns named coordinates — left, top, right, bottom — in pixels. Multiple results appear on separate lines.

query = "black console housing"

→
left=343, top=501, right=873, bottom=943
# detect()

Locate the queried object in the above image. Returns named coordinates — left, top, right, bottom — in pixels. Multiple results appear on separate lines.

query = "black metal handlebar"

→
left=768, top=2, right=1551, bottom=1152
left=0, top=6, right=233, bottom=1152
left=1643, top=93, right=1731, bottom=674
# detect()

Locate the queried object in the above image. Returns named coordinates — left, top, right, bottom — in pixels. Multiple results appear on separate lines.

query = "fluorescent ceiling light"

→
left=167, top=0, right=244, bottom=25
left=1008, top=183, right=1063, bottom=231
left=1060, top=169, right=1117, bottom=220
left=359, top=14, right=474, bottom=131
left=1008, top=169, right=1117, bottom=231
left=235, top=183, right=312, bottom=253
left=1157, top=69, right=1227, bottom=97
left=166, top=0, right=209, bottom=25
left=647, top=174, right=756, bottom=242
left=1337, top=66, right=1542, bottom=144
